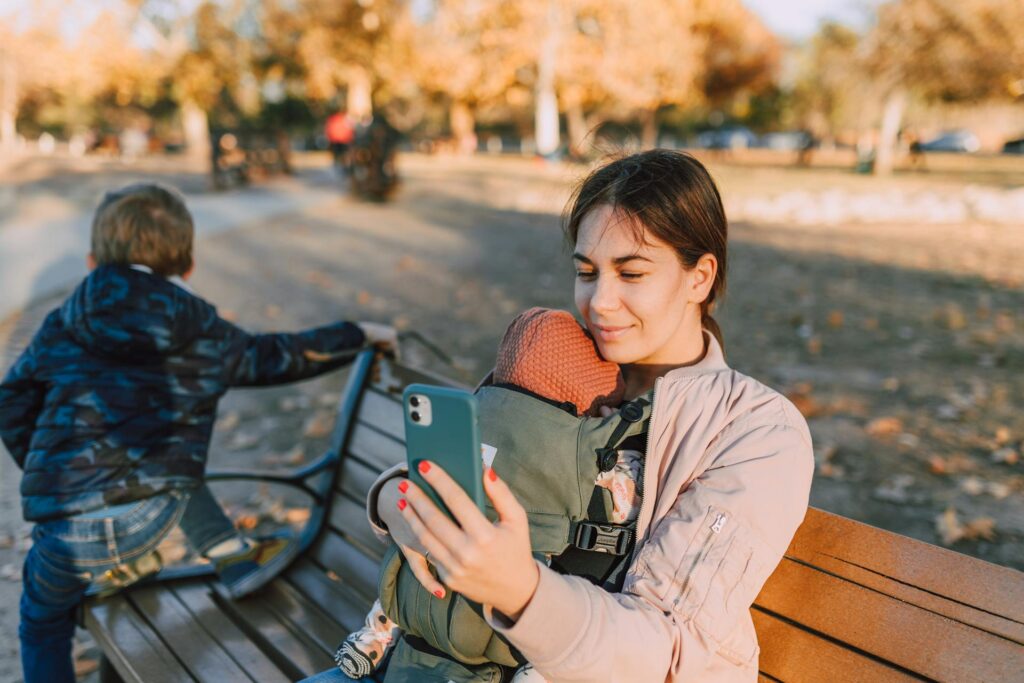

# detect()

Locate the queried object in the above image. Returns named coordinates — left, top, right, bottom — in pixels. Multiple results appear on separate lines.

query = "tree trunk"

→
left=873, top=89, right=906, bottom=176
left=534, top=0, right=561, bottom=158
left=450, top=101, right=477, bottom=155
left=181, top=99, right=211, bottom=162
left=640, top=108, right=658, bottom=149
left=0, top=48, right=17, bottom=156
left=347, top=67, right=373, bottom=120
left=565, top=102, right=588, bottom=159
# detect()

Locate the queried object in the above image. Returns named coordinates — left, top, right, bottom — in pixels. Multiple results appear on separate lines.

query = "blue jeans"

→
left=19, top=485, right=237, bottom=683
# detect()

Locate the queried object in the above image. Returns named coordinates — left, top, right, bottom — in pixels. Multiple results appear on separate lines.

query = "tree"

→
left=862, top=0, right=1024, bottom=174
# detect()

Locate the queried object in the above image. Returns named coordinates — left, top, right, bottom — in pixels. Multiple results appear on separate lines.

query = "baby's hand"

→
left=599, top=405, right=617, bottom=418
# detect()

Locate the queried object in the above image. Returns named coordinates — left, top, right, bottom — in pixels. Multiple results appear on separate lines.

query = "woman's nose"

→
left=589, top=275, right=620, bottom=313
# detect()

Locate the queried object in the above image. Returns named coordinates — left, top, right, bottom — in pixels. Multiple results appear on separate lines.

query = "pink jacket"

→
left=368, top=334, right=814, bottom=681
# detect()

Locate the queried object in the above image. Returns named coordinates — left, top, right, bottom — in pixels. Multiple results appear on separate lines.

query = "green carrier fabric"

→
left=378, top=384, right=653, bottom=678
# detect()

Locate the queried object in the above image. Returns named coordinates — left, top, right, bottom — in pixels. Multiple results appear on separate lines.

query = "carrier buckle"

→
left=574, top=522, right=632, bottom=555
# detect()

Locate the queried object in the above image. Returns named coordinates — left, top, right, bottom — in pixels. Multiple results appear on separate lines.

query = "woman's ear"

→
left=86, top=253, right=97, bottom=271
left=689, top=253, right=718, bottom=304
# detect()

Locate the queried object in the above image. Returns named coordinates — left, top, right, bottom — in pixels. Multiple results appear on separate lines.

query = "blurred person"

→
left=0, top=182, right=398, bottom=683
left=326, top=109, right=355, bottom=175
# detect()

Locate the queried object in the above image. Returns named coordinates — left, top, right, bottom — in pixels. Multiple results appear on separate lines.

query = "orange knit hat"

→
left=493, top=308, right=624, bottom=416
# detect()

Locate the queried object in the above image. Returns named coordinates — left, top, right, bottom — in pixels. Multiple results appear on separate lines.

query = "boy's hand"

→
left=358, top=322, right=400, bottom=358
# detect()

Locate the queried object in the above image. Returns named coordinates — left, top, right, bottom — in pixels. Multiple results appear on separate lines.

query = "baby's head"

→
left=494, top=308, right=624, bottom=416
left=89, top=183, right=194, bottom=277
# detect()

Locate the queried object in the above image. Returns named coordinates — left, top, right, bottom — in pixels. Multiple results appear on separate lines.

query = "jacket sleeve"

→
left=0, top=346, right=45, bottom=469
left=223, top=320, right=367, bottom=387
left=487, top=412, right=814, bottom=682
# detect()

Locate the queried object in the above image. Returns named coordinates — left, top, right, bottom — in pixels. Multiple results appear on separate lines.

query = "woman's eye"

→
left=620, top=272, right=644, bottom=280
left=576, top=270, right=597, bottom=280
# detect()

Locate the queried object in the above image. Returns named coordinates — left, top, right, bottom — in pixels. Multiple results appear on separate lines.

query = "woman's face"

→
left=573, top=204, right=711, bottom=367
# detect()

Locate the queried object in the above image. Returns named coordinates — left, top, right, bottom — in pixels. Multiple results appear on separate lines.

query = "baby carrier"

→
left=378, top=382, right=653, bottom=682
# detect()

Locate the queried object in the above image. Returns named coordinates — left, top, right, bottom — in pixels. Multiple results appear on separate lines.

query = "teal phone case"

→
left=403, top=384, right=484, bottom=519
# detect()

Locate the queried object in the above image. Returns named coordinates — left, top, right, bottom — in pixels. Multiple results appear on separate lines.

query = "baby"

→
left=336, top=308, right=644, bottom=680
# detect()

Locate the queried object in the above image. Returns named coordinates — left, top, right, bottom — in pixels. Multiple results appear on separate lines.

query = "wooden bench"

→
left=82, top=352, right=1024, bottom=682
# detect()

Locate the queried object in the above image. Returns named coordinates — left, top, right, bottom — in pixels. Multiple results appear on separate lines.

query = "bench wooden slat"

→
left=259, top=579, right=349, bottom=656
left=171, top=582, right=291, bottom=683
left=329, top=492, right=387, bottom=561
left=337, top=452, right=387, bottom=502
left=83, top=596, right=196, bottom=682
left=286, top=559, right=372, bottom=633
left=751, top=607, right=920, bottom=682
left=755, top=557, right=1024, bottom=682
left=216, top=587, right=335, bottom=679
left=790, top=508, right=1024, bottom=640
left=130, top=584, right=257, bottom=682
left=356, top=389, right=405, bottom=442
left=310, top=531, right=381, bottom=602
left=347, top=419, right=405, bottom=473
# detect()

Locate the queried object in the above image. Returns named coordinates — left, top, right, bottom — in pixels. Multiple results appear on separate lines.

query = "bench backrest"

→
left=302, top=358, right=1024, bottom=682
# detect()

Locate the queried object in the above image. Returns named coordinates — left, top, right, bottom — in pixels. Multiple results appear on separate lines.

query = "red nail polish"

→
left=398, top=481, right=409, bottom=493
left=397, top=498, right=407, bottom=511
left=488, top=468, right=497, bottom=482
left=418, top=461, right=431, bottom=474
left=434, top=589, right=445, bottom=598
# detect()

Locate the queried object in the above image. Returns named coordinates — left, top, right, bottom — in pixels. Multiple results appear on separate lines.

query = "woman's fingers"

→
left=402, top=547, right=447, bottom=599
left=398, top=490, right=458, bottom=573
left=413, top=461, right=491, bottom=538
left=483, top=467, right=527, bottom=525
left=401, top=476, right=469, bottom=552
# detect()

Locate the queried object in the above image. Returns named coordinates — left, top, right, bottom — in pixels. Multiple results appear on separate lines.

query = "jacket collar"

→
left=662, top=330, right=729, bottom=382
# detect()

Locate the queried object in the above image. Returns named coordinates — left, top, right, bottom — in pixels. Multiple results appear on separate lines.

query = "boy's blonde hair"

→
left=90, top=183, right=194, bottom=276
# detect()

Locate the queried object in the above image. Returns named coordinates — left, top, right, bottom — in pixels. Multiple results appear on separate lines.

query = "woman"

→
left=309, top=149, right=813, bottom=682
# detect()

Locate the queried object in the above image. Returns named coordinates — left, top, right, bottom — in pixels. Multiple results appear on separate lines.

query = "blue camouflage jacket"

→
left=0, top=265, right=367, bottom=522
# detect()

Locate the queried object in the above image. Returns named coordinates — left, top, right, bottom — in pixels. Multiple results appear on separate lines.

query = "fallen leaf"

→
left=936, top=507, right=964, bottom=545
left=303, top=411, right=334, bottom=439
left=960, top=476, right=985, bottom=496
left=0, top=534, right=13, bottom=549
left=235, top=515, right=259, bottom=531
left=986, top=482, right=1012, bottom=500
left=285, top=508, right=312, bottom=524
left=806, top=336, right=822, bottom=355
left=940, top=303, right=967, bottom=331
left=863, top=317, right=880, bottom=331
left=279, top=395, right=311, bottom=412
left=306, top=270, right=333, bottom=289
left=215, top=411, right=240, bottom=432
left=827, top=310, right=844, bottom=329
left=866, top=417, right=903, bottom=438
left=994, top=427, right=1012, bottom=445
left=357, top=290, right=373, bottom=306
left=0, top=563, right=22, bottom=581
left=992, top=448, right=1019, bottom=465
left=227, top=431, right=260, bottom=451
left=962, top=517, right=996, bottom=541
left=882, top=377, right=900, bottom=391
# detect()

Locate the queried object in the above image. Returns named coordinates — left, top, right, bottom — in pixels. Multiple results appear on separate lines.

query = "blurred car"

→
left=917, top=130, right=980, bottom=153
left=759, top=131, right=813, bottom=151
left=1002, top=137, right=1024, bottom=154
left=695, top=126, right=757, bottom=150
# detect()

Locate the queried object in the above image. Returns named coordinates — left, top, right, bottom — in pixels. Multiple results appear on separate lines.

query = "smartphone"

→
left=403, top=384, right=485, bottom=520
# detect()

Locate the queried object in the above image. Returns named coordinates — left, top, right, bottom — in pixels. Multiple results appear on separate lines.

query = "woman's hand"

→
left=376, top=476, right=446, bottom=598
left=396, top=462, right=539, bottom=620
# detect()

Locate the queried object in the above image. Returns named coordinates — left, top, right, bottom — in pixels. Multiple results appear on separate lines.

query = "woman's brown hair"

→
left=563, top=149, right=728, bottom=349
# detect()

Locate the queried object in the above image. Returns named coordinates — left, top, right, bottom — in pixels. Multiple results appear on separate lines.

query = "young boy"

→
left=0, top=183, right=396, bottom=683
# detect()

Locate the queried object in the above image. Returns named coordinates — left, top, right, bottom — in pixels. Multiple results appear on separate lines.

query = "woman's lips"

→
left=594, top=324, right=631, bottom=342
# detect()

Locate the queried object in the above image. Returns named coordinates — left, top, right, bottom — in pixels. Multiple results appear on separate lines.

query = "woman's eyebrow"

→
left=572, top=253, right=653, bottom=265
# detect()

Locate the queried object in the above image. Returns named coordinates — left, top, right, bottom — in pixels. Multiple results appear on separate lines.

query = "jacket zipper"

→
left=630, top=376, right=662, bottom=568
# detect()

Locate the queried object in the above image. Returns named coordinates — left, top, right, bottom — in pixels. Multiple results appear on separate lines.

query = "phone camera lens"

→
left=410, top=396, right=420, bottom=407
left=411, top=411, right=421, bottom=423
